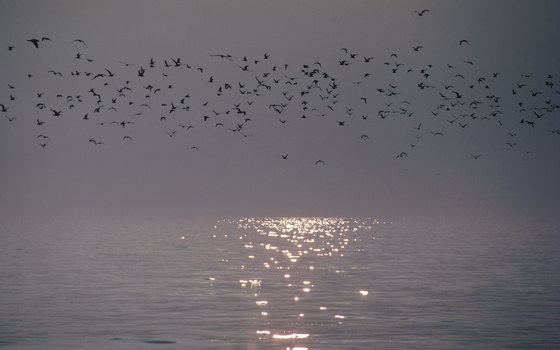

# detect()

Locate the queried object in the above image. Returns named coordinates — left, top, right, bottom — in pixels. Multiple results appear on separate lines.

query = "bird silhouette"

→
left=414, top=9, right=429, bottom=16
left=396, top=152, right=408, bottom=159
left=71, top=39, right=88, bottom=48
left=471, top=153, right=482, bottom=159
left=27, top=39, right=40, bottom=48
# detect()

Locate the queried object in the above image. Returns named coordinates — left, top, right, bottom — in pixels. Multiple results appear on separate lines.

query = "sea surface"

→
left=0, top=217, right=559, bottom=349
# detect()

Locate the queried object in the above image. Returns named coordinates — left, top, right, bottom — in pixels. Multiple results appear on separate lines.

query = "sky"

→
left=1, top=0, right=559, bottom=221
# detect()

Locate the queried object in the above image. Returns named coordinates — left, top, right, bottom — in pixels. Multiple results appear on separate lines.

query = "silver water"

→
left=0, top=218, right=558, bottom=349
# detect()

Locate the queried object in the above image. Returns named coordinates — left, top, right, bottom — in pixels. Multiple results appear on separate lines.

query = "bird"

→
left=48, top=70, right=63, bottom=77
left=414, top=9, right=429, bottom=16
left=315, top=160, right=325, bottom=165
left=396, top=152, right=408, bottom=159
left=71, top=39, right=88, bottom=48
left=471, top=153, right=482, bottom=159
left=27, top=39, right=40, bottom=48
left=459, top=39, right=470, bottom=46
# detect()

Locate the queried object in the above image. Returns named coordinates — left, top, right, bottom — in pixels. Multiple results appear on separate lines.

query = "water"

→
left=0, top=218, right=559, bottom=349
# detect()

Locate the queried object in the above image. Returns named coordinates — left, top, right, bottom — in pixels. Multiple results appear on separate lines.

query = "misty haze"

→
left=1, top=1, right=559, bottom=349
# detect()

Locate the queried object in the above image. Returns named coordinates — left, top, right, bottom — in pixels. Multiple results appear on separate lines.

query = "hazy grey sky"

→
left=1, top=0, right=559, bottom=221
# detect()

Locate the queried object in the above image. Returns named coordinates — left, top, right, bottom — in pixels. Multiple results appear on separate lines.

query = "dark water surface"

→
left=0, top=218, right=559, bottom=349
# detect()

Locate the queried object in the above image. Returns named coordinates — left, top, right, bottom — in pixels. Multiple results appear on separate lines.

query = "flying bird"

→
left=27, top=39, right=40, bottom=48
left=71, top=39, right=88, bottom=48
left=396, top=152, right=408, bottom=159
left=471, top=154, right=482, bottom=159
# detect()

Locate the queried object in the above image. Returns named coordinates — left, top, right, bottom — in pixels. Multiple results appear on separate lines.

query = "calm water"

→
left=0, top=218, right=559, bottom=349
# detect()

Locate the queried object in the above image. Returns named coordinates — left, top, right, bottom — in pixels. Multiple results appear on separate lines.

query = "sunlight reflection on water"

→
left=215, top=217, right=382, bottom=349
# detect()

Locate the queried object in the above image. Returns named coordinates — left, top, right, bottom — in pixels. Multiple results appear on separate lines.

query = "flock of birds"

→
left=2, top=11, right=559, bottom=167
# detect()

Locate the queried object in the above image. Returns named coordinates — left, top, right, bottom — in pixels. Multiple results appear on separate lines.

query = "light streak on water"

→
left=215, top=217, right=382, bottom=349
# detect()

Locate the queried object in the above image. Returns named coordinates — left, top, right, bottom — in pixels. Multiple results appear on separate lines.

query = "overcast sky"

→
left=1, top=0, right=559, bottom=221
